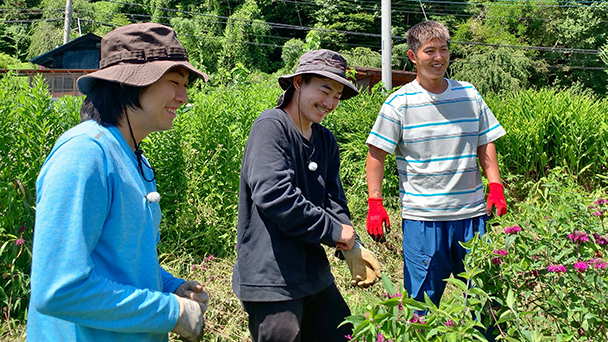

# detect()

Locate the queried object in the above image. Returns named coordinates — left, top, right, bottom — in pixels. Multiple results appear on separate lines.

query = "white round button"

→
left=308, top=162, right=318, bottom=172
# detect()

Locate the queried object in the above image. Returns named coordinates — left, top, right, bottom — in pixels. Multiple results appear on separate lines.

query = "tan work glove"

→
left=172, top=295, right=205, bottom=342
left=342, top=241, right=382, bottom=288
left=174, top=281, right=209, bottom=313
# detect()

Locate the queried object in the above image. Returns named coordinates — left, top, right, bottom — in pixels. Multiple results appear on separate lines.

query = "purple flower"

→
left=547, top=264, right=567, bottom=272
left=205, top=255, right=214, bottom=262
left=491, top=257, right=501, bottom=265
left=493, top=249, right=508, bottom=256
left=18, top=225, right=27, bottom=233
left=504, top=225, right=522, bottom=234
left=444, top=319, right=454, bottom=327
left=574, top=261, right=589, bottom=272
left=390, top=293, right=403, bottom=310
left=191, top=264, right=198, bottom=271
left=15, top=237, right=25, bottom=246
left=410, top=313, right=421, bottom=323
left=594, top=198, right=606, bottom=205
left=590, top=258, right=608, bottom=269
left=345, top=335, right=352, bottom=341
left=568, top=231, right=589, bottom=244
left=377, top=333, right=386, bottom=342
left=593, top=234, right=608, bottom=245
left=593, top=211, right=603, bottom=217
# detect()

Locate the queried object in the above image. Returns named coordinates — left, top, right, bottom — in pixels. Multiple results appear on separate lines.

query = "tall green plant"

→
left=0, top=74, right=80, bottom=323
left=465, top=168, right=608, bottom=341
left=144, top=82, right=280, bottom=258
left=486, top=88, right=608, bottom=189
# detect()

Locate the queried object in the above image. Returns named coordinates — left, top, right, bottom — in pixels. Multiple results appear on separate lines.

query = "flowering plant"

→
left=341, top=271, right=493, bottom=342
left=345, top=169, right=608, bottom=342
left=465, top=170, right=608, bottom=341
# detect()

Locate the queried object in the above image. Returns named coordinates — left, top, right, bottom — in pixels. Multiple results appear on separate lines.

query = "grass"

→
left=2, top=75, right=607, bottom=341
left=0, top=208, right=407, bottom=342
left=165, top=208, right=407, bottom=342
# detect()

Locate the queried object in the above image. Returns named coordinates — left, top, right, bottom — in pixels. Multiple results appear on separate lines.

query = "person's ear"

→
left=293, top=75, right=303, bottom=90
left=407, top=49, right=416, bottom=64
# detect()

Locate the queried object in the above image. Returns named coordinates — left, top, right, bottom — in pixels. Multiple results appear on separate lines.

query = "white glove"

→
left=174, top=281, right=209, bottom=313
left=172, top=295, right=205, bottom=342
left=343, top=241, right=382, bottom=288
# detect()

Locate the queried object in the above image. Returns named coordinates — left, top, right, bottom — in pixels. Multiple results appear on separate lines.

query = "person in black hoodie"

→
left=232, top=49, right=382, bottom=342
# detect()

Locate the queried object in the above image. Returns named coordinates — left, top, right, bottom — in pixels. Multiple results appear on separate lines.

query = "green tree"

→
left=340, top=46, right=381, bottom=68
left=280, top=30, right=320, bottom=73
left=451, top=47, right=531, bottom=95
left=452, top=0, right=608, bottom=96
left=0, top=24, right=30, bottom=60
left=281, top=38, right=305, bottom=73
left=27, top=21, right=62, bottom=59
left=219, top=0, right=275, bottom=73
left=171, top=14, right=223, bottom=74
left=313, top=0, right=378, bottom=53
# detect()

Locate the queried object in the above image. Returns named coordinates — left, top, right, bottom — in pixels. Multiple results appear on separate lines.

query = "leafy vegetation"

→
left=346, top=169, right=608, bottom=342
left=1, top=71, right=607, bottom=340
left=0, top=0, right=606, bottom=96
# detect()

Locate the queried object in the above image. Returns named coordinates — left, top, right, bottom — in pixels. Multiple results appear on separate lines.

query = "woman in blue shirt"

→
left=27, top=23, right=209, bottom=342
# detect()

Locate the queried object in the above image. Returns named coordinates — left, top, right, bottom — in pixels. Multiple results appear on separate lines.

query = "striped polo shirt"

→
left=366, top=79, right=506, bottom=221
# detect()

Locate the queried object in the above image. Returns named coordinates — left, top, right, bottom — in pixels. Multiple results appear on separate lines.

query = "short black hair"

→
left=80, top=81, right=147, bottom=126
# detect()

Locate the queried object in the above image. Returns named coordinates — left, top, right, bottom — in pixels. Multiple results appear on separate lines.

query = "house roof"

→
left=29, top=33, right=102, bottom=68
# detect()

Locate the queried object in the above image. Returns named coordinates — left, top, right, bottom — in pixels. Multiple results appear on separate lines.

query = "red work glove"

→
left=367, top=198, right=390, bottom=242
left=487, top=182, right=507, bottom=217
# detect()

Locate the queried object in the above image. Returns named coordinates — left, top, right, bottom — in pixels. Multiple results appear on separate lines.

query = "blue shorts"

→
left=402, top=215, right=487, bottom=306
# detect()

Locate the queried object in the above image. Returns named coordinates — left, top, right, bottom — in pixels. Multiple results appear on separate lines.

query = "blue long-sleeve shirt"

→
left=27, top=120, right=184, bottom=341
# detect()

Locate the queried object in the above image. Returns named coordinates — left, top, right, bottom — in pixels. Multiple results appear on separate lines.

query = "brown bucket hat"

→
left=276, top=49, right=359, bottom=108
left=77, top=22, right=208, bottom=95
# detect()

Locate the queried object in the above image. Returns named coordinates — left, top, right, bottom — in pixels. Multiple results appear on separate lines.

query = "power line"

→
left=452, top=41, right=599, bottom=55
left=451, top=59, right=608, bottom=70
left=75, top=16, right=606, bottom=71
left=396, top=0, right=608, bottom=8
left=279, top=0, right=608, bottom=23
left=0, top=18, right=62, bottom=24
left=57, top=13, right=607, bottom=72
left=100, top=0, right=604, bottom=57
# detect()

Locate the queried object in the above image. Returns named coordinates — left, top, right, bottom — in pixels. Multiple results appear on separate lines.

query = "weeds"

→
left=1, top=74, right=608, bottom=340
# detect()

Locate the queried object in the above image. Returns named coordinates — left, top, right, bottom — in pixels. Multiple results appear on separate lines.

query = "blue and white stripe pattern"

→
left=366, top=79, right=506, bottom=221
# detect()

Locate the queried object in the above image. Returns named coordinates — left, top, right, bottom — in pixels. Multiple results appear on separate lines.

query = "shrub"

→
left=486, top=88, right=608, bottom=192
left=345, top=168, right=608, bottom=342
left=466, top=168, right=608, bottom=341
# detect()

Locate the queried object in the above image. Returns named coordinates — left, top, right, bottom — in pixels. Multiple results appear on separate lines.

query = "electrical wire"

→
left=91, top=1, right=605, bottom=56
left=5, top=0, right=603, bottom=71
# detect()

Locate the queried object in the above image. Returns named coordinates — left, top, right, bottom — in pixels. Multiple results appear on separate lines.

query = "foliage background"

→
left=0, top=0, right=606, bottom=96
left=1, top=71, right=607, bottom=339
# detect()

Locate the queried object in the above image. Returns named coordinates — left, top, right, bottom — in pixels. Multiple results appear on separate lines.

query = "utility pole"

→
left=63, top=0, right=73, bottom=44
left=381, top=0, right=392, bottom=90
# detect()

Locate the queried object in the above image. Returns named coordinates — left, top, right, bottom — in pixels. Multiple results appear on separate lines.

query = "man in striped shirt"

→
left=365, top=20, right=508, bottom=310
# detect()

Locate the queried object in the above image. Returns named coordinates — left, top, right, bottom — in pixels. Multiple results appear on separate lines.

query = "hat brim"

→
left=77, top=60, right=209, bottom=95
left=278, top=70, right=359, bottom=101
